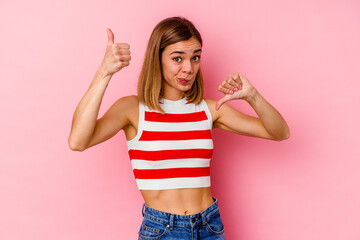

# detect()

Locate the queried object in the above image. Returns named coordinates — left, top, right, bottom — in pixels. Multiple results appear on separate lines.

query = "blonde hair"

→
left=137, top=16, right=204, bottom=113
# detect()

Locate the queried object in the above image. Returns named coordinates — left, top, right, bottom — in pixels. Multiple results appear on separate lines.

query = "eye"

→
left=192, top=55, right=201, bottom=61
left=173, top=57, right=182, bottom=62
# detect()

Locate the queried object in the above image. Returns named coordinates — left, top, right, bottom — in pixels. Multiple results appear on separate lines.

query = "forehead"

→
left=163, top=38, right=202, bottom=53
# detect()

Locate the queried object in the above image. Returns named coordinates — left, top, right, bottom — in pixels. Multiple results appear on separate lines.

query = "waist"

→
left=141, top=196, right=219, bottom=227
left=140, top=187, right=213, bottom=215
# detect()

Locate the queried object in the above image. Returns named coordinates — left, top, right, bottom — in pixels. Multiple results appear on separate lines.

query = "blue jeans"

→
left=138, top=196, right=226, bottom=240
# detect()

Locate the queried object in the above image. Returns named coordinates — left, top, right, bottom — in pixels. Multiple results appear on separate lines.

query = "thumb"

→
left=107, top=28, right=114, bottom=46
left=215, top=95, right=230, bottom=111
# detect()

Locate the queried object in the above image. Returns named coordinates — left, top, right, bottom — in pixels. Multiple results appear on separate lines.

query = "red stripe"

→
left=139, top=130, right=212, bottom=141
left=145, top=111, right=207, bottom=122
left=133, top=167, right=210, bottom=179
left=129, top=149, right=213, bottom=160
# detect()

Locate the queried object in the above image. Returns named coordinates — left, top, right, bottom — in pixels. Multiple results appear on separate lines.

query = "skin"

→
left=68, top=28, right=290, bottom=216
left=160, top=38, right=202, bottom=101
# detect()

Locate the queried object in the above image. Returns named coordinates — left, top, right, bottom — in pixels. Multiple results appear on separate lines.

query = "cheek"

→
left=193, top=64, right=200, bottom=75
left=164, top=64, right=180, bottom=76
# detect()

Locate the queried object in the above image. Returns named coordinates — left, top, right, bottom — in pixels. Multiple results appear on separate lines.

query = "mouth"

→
left=178, top=78, right=190, bottom=84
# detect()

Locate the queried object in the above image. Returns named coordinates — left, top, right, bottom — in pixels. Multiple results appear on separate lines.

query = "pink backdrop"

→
left=1, top=0, right=359, bottom=239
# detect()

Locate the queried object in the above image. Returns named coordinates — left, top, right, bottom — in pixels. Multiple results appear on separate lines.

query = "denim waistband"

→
left=141, top=196, right=220, bottom=228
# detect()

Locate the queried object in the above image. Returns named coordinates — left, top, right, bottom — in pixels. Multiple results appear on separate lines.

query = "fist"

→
left=100, top=28, right=131, bottom=76
left=216, top=72, right=255, bottom=110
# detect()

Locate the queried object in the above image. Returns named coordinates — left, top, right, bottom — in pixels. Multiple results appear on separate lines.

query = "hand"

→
left=216, top=72, right=256, bottom=110
left=100, top=28, right=131, bottom=76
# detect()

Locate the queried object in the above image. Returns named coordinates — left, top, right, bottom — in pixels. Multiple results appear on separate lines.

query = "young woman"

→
left=68, top=17, right=289, bottom=240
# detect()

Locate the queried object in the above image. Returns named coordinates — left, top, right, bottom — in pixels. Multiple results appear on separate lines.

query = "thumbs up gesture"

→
left=100, top=28, right=131, bottom=77
left=216, top=73, right=256, bottom=111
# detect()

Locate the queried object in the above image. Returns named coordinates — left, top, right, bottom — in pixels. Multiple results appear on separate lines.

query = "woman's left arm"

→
left=208, top=72, right=290, bottom=141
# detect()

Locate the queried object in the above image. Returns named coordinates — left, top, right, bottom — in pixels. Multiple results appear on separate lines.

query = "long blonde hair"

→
left=137, top=16, right=204, bottom=113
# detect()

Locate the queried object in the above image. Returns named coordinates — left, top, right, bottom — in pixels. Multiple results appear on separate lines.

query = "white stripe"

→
left=145, top=105, right=203, bottom=114
left=200, top=100, right=213, bottom=129
left=136, top=177, right=211, bottom=190
left=131, top=158, right=211, bottom=170
left=143, top=120, right=210, bottom=131
left=127, top=139, right=213, bottom=151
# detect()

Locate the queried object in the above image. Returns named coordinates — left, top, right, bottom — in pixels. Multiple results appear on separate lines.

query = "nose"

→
left=181, top=60, right=193, bottom=74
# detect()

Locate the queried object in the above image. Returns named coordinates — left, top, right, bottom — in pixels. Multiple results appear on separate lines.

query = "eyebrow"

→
left=170, top=49, right=202, bottom=55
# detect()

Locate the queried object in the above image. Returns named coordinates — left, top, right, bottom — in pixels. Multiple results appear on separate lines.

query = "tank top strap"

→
left=126, top=100, right=145, bottom=148
left=199, top=99, right=213, bottom=130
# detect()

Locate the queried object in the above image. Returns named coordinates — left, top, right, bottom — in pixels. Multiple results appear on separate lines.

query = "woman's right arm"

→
left=68, top=28, right=131, bottom=151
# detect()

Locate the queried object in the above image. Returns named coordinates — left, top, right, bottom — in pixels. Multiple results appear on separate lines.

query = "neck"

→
left=163, top=90, right=185, bottom=101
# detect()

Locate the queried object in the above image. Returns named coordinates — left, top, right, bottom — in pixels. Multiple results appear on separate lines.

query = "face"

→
left=160, top=37, right=202, bottom=100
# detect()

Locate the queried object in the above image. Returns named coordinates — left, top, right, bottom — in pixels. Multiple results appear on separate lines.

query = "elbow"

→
left=276, top=134, right=290, bottom=142
left=274, top=129, right=290, bottom=142
left=268, top=125, right=290, bottom=141
left=68, top=136, right=87, bottom=152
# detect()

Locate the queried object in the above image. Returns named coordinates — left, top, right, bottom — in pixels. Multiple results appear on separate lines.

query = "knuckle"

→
left=121, top=43, right=130, bottom=49
left=111, top=44, right=118, bottom=50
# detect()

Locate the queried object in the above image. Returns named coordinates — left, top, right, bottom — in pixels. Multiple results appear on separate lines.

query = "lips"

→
left=178, top=78, right=190, bottom=84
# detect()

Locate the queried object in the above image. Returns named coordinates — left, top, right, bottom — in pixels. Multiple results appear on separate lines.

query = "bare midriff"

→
left=140, top=187, right=214, bottom=215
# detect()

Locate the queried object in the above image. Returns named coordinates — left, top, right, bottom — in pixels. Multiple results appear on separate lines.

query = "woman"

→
left=68, top=17, right=289, bottom=239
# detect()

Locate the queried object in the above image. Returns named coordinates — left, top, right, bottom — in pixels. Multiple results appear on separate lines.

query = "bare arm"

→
left=68, top=68, right=111, bottom=151
left=210, top=73, right=290, bottom=141
left=68, top=28, right=131, bottom=151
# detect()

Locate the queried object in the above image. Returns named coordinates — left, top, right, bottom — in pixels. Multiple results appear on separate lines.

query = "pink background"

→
left=1, top=0, right=359, bottom=239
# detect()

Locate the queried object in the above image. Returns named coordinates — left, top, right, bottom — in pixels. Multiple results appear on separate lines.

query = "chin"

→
left=178, top=84, right=193, bottom=92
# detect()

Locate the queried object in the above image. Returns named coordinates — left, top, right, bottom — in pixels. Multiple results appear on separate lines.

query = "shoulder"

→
left=108, top=95, right=139, bottom=116
left=203, top=98, right=216, bottom=107
left=114, top=95, right=138, bottom=107
left=203, top=98, right=243, bottom=124
left=203, top=98, right=220, bottom=123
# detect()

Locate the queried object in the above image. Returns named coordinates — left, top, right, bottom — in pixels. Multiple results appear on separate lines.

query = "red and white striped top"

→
left=127, top=97, right=213, bottom=190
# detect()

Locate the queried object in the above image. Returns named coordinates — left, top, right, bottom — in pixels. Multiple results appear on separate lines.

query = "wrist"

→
left=97, top=65, right=112, bottom=78
left=244, top=88, right=260, bottom=104
left=91, top=67, right=112, bottom=88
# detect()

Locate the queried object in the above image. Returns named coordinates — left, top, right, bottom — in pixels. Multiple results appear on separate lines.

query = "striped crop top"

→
left=126, top=97, right=214, bottom=190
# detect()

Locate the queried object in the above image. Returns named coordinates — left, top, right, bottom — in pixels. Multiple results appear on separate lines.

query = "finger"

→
left=119, top=55, right=131, bottom=62
left=215, top=95, right=230, bottom=111
left=238, top=80, right=243, bottom=90
left=114, top=43, right=130, bottom=49
left=221, top=81, right=234, bottom=90
left=218, top=85, right=233, bottom=95
left=107, top=28, right=114, bottom=46
left=231, top=73, right=241, bottom=83
left=121, top=61, right=130, bottom=68
left=226, top=78, right=238, bottom=88
left=113, top=49, right=131, bottom=56
left=118, top=49, right=130, bottom=55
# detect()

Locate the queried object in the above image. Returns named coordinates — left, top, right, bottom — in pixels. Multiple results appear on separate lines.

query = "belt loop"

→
left=201, top=211, right=207, bottom=227
left=169, top=214, right=174, bottom=229
left=142, top=203, right=145, bottom=217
